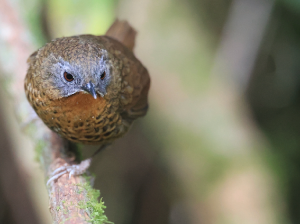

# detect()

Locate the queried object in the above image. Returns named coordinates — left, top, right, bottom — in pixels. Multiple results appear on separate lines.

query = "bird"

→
left=24, top=20, right=150, bottom=183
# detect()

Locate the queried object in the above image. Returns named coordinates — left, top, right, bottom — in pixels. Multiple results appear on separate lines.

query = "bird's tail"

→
left=105, top=19, right=137, bottom=51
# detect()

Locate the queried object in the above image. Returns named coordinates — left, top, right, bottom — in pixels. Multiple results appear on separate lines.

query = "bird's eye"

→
left=64, top=72, right=74, bottom=82
left=100, top=71, right=106, bottom=80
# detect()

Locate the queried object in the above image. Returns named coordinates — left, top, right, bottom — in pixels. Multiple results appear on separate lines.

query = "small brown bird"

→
left=24, top=20, right=150, bottom=181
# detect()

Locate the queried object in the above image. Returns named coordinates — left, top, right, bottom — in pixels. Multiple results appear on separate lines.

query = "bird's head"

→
left=32, top=36, right=117, bottom=100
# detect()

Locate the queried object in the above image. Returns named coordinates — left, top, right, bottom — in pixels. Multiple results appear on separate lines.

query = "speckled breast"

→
left=32, top=91, right=128, bottom=144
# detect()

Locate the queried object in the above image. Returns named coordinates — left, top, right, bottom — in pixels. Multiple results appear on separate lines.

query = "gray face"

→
left=44, top=50, right=111, bottom=99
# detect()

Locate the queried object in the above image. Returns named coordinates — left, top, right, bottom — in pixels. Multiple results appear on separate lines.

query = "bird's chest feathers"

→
left=46, top=92, right=108, bottom=122
left=40, top=91, right=123, bottom=144
left=59, top=92, right=106, bottom=112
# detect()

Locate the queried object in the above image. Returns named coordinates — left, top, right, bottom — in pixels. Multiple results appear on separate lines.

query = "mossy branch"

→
left=0, top=0, right=111, bottom=223
left=44, top=133, right=111, bottom=224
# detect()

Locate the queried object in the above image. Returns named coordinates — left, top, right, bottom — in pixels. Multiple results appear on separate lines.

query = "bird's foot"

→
left=47, top=158, right=92, bottom=185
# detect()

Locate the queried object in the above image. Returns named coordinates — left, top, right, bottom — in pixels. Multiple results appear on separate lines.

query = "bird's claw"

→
left=47, top=158, right=92, bottom=185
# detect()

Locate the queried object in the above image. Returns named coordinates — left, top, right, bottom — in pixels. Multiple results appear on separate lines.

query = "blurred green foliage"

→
left=47, top=0, right=118, bottom=37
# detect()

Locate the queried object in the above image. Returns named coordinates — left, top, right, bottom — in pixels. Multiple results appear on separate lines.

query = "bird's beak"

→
left=81, top=81, right=97, bottom=99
